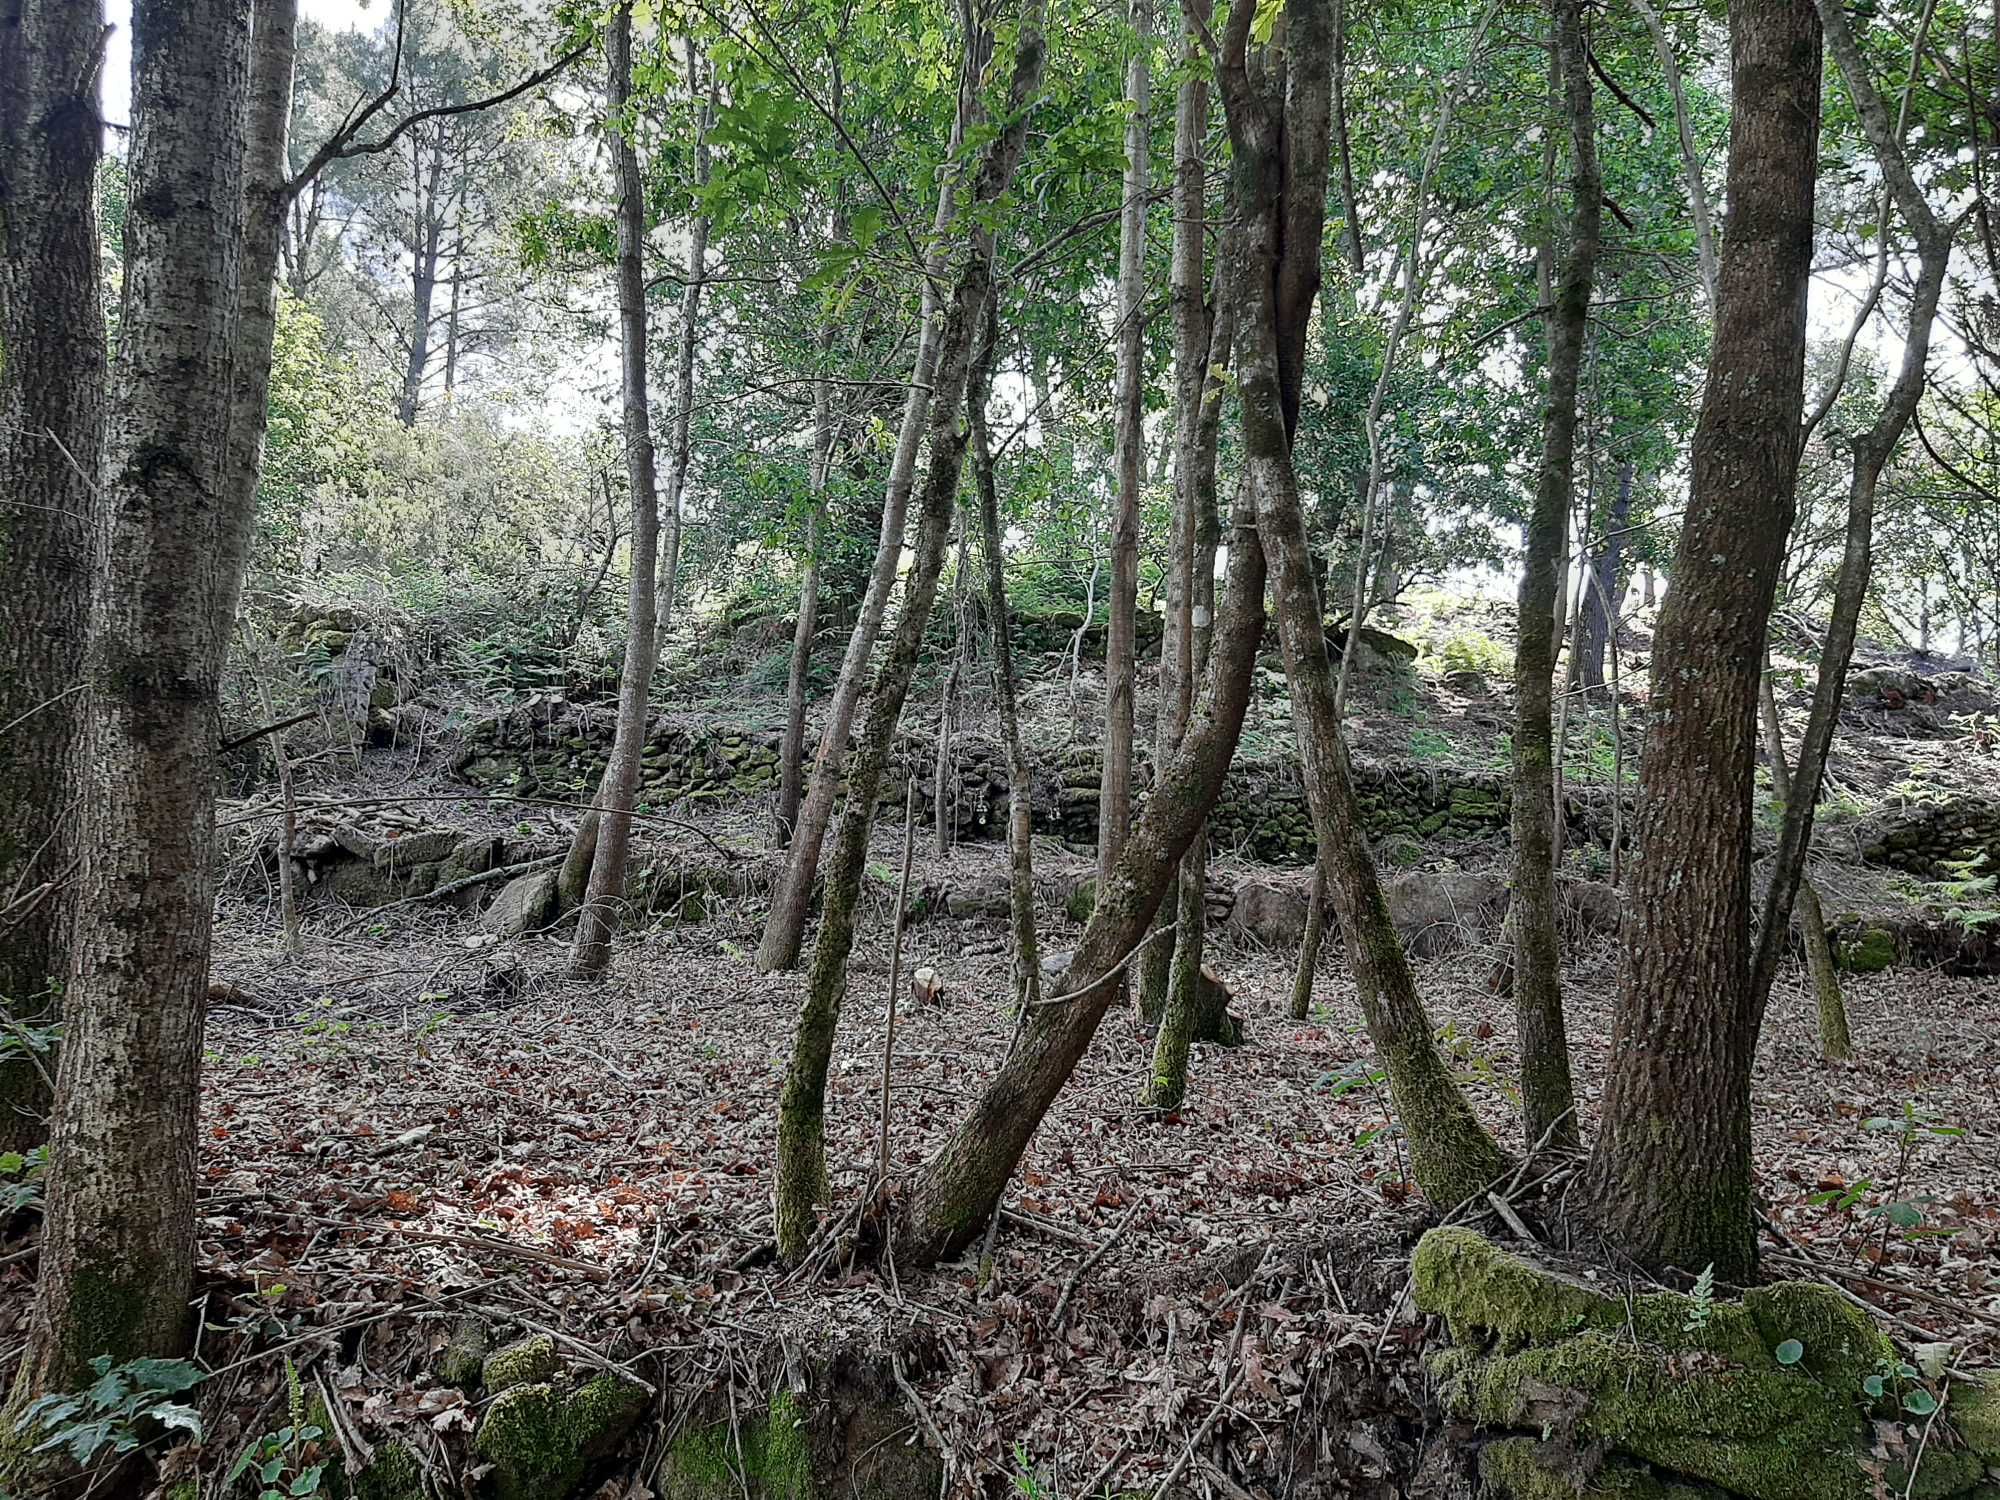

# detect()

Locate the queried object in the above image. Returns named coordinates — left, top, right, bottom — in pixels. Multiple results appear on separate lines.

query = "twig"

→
left=328, top=855, right=563, bottom=936
left=889, top=1353, right=950, bottom=1476
left=1150, top=1250, right=1276, bottom=1500
left=1051, top=1194, right=1147, bottom=1333
left=1486, top=1191, right=1537, bottom=1243
left=877, top=781, right=919, bottom=1182
left=467, top=1305, right=659, bottom=1397
left=1029, top=923, right=1177, bottom=1009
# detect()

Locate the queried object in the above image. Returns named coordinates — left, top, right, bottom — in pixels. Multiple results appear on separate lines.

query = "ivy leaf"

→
left=1774, top=1340, right=1805, bottom=1366
left=1902, top=1389, right=1939, bottom=1417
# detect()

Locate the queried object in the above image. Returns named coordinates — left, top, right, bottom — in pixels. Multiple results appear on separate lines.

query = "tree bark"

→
left=656, top=36, right=711, bottom=637
left=1508, top=0, right=1598, bottom=1154
left=20, top=0, right=252, bottom=1395
left=1747, top=0, right=1955, bottom=1030
left=773, top=9, right=1046, bottom=1261
left=776, top=325, right=838, bottom=845
left=1581, top=0, right=1822, bottom=1282
left=756, top=47, right=981, bottom=974
left=1757, top=668, right=1850, bottom=1060
left=1099, top=0, right=1152, bottom=920
left=1215, top=0, right=1508, bottom=1211
left=0, top=0, right=106, bottom=1149
left=970, top=304, right=1041, bottom=1016
left=570, top=0, right=663, bottom=978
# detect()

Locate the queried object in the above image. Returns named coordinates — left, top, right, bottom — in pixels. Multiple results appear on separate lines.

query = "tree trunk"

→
left=1577, top=462, right=1632, bottom=695
left=1508, top=0, right=1598, bottom=1154
left=19, top=0, right=252, bottom=1395
left=1757, top=669, right=1851, bottom=1060
left=1140, top=0, right=1212, bottom=1031
left=756, top=51, right=980, bottom=974
left=1216, top=0, right=1508, bottom=1212
left=933, top=528, right=970, bottom=856
left=1747, top=0, right=1954, bottom=1031
left=0, top=0, right=106, bottom=1149
left=1581, top=0, right=1822, bottom=1282
left=773, top=12, right=1046, bottom=1261
left=970, top=303, right=1042, bottom=1015
left=570, top=0, right=662, bottom=978
left=396, top=143, right=444, bottom=425
left=1099, top=0, right=1153, bottom=921
left=776, top=327, right=836, bottom=845
left=656, top=36, right=711, bottom=637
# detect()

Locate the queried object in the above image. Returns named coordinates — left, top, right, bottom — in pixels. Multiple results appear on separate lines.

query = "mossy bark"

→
left=1214, top=10, right=1509, bottom=1210
left=773, top=18, right=1046, bottom=1262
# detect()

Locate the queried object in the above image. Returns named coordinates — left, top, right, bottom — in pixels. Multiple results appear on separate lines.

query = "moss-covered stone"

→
left=482, top=1333, right=556, bottom=1394
left=349, top=1442, right=425, bottom=1500
left=1480, top=1437, right=1730, bottom=1500
left=1836, top=925, right=1898, bottom=973
left=1415, top=1228, right=1997, bottom=1500
left=472, top=1374, right=648, bottom=1500
left=436, top=1315, right=490, bottom=1389
left=663, top=1390, right=815, bottom=1500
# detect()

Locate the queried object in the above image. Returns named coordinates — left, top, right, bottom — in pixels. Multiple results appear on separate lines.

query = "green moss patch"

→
left=481, top=1333, right=556, bottom=1394
left=473, top=1374, right=648, bottom=1500
left=663, top=1390, right=814, bottom=1500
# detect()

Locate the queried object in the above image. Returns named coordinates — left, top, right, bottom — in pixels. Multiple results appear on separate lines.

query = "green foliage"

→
left=13, top=1356, right=205, bottom=1468
left=0, top=1144, right=50, bottom=1217
left=226, top=1360, right=327, bottom=1499
left=1427, top=627, right=1512, bottom=680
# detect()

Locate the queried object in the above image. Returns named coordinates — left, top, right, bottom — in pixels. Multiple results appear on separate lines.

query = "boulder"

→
left=1230, top=875, right=1312, bottom=948
left=482, top=869, right=560, bottom=938
left=1382, top=871, right=1507, bottom=957
left=473, top=1373, right=648, bottom=1500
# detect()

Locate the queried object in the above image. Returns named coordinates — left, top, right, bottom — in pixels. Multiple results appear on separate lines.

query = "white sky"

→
left=101, top=0, right=373, bottom=126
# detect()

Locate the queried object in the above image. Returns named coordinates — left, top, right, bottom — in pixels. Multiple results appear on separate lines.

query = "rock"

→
left=482, top=870, right=560, bottom=938
left=372, top=829, right=462, bottom=867
left=1834, top=924, right=1898, bottom=974
left=1413, top=1227, right=2000, bottom=1500
left=945, top=873, right=1013, bottom=919
left=1382, top=871, right=1507, bottom=957
left=473, top=1374, right=649, bottom=1500
left=483, top=1333, right=557, bottom=1394
left=1230, top=876, right=1312, bottom=948
left=1558, top=878, right=1623, bottom=940
left=436, top=1315, right=490, bottom=1389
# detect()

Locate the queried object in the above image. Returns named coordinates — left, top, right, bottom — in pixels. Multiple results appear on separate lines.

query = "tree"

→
left=569, top=0, right=663, bottom=979
left=1506, top=0, right=1598, bottom=1153
left=774, top=0, right=1047, bottom=1259
left=0, top=0, right=106, bottom=1150
left=19, top=0, right=252, bottom=1396
left=1582, top=0, right=1823, bottom=1281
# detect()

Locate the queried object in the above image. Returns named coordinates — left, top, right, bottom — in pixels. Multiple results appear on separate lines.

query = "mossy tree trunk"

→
left=774, top=11, right=1046, bottom=1261
left=1582, top=0, right=1822, bottom=1282
left=1507, top=0, right=1598, bottom=1154
left=570, top=0, right=663, bottom=979
left=970, top=305, right=1042, bottom=1016
left=0, top=0, right=106, bottom=1149
left=1215, top=0, right=1510, bottom=1211
left=21, top=0, right=252, bottom=1395
left=1747, top=0, right=1955, bottom=1034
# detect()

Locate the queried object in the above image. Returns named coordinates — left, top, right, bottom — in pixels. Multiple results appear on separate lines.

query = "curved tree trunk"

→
left=1508, top=0, right=1599, bottom=1154
left=0, top=0, right=106, bottom=1150
left=570, top=0, right=662, bottom=978
left=773, top=13, right=1047, bottom=1260
left=20, top=0, right=252, bottom=1395
left=1582, top=0, right=1822, bottom=1282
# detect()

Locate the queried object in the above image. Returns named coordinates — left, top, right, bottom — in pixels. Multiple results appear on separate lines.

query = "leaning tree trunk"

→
left=773, top=12, right=1046, bottom=1262
left=570, top=0, right=663, bottom=978
left=970, top=303, right=1042, bottom=1015
left=1758, top=668, right=1851, bottom=1060
left=1507, top=0, right=1599, bottom=1154
left=656, top=35, right=711, bottom=636
left=1215, top=0, right=1508, bottom=1211
left=1581, top=0, right=1822, bottom=1283
left=1099, top=0, right=1153, bottom=919
left=18, top=0, right=252, bottom=1398
left=756, top=61, right=979, bottom=974
left=0, top=0, right=106, bottom=1150
left=1747, top=0, right=1954, bottom=1033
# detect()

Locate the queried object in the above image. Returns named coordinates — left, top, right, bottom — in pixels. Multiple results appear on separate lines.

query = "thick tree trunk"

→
left=570, top=0, right=662, bottom=978
left=0, top=0, right=105, bottom=1149
left=773, top=13, right=1046, bottom=1260
left=970, top=305, right=1042, bottom=1015
left=1747, top=0, right=1954, bottom=1031
left=656, top=37, right=711, bottom=636
left=1581, top=0, right=1822, bottom=1282
left=1217, top=0, right=1507, bottom=1211
left=1099, top=0, right=1153, bottom=914
left=756, top=57, right=979, bottom=974
left=1141, top=1, right=1212, bottom=1030
left=19, top=0, right=251, bottom=1396
left=1508, top=0, right=1598, bottom=1154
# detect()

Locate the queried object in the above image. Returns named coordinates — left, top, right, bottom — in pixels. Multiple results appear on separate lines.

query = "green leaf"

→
left=1774, top=1340, right=1805, bottom=1366
left=1902, top=1389, right=1938, bottom=1417
left=1883, top=1201, right=1924, bottom=1230
left=291, top=1464, right=326, bottom=1495
left=1863, top=1374, right=1887, bottom=1399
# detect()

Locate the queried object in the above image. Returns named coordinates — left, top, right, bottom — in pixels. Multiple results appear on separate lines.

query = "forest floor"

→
left=3, top=812, right=1992, bottom=1497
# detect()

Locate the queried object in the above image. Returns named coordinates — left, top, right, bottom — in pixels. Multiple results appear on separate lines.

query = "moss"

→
left=436, top=1315, right=489, bottom=1389
left=473, top=1375, right=648, bottom=1500
left=1954, top=1375, right=2000, bottom=1459
left=1479, top=1437, right=1729, bottom=1500
left=481, top=1333, right=556, bottom=1394
left=1837, top=925, right=1897, bottom=973
left=664, top=1391, right=814, bottom=1500
left=1065, top=880, right=1097, bottom=924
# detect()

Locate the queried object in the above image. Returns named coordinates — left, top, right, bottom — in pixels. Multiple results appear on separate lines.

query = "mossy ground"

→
left=663, top=1390, right=814, bottom=1500
left=472, top=1373, right=648, bottom=1500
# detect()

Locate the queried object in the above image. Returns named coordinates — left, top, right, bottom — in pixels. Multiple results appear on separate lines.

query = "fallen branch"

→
left=1051, top=1194, right=1147, bottom=1333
